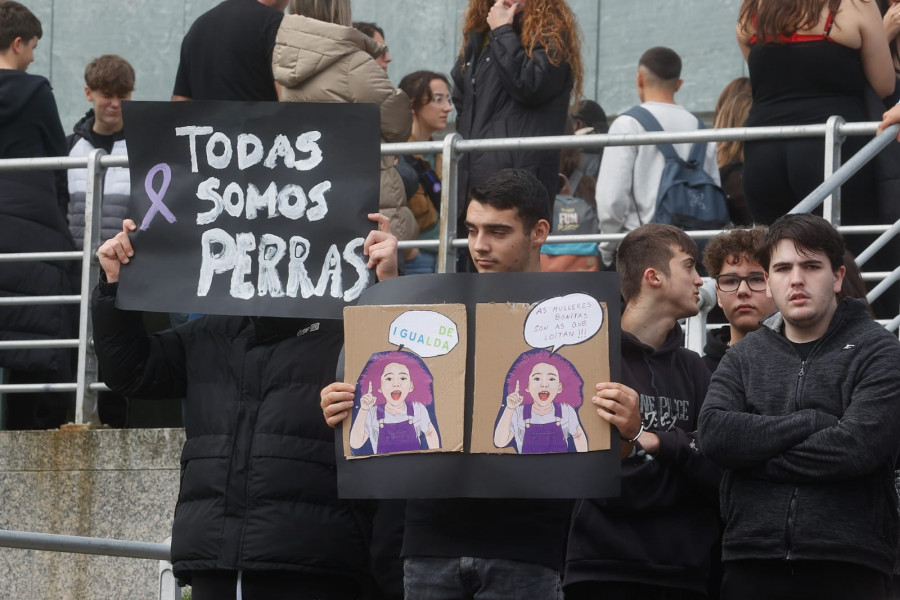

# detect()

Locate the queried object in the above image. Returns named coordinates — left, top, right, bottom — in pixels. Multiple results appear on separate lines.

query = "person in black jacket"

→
left=699, top=214, right=900, bottom=600
left=0, top=0, right=77, bottom=430
left=565, top=224, right=722, bottom=600
left=451, top=0, right=583, bottom=249
left=322, top=169, right=642, bottom=600
left=92, top=216, right=400, bottom=600
left=700, top=227, right=776, bottom=372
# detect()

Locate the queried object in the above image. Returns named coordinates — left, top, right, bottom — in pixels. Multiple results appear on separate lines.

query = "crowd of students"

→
left=4, top=0, right=900, bottom=599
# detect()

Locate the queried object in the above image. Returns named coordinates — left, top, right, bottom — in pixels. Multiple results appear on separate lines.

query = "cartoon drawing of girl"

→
left=349, top=350, right=441, bottom=456
left=493, top=349, right=587, bottom=454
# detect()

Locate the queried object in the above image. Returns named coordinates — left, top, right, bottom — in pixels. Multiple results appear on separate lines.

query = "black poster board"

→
left=336, top=272, right=624, bottom=499
left=118, top=101, right=380, bottom=319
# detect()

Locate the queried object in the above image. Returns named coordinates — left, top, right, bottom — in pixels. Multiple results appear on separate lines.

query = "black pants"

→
left=189, top=570, right=360, bottom=600
left=721, top=560, right=889, bottom=600
left=742, top=136, right=877, bottom=231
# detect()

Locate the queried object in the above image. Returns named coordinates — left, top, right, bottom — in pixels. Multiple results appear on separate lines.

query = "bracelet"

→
left=621, top=424, right=644, bottom=444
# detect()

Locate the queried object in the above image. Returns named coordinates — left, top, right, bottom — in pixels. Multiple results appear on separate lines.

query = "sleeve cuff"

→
left=98, top=273, right=118, bottom=296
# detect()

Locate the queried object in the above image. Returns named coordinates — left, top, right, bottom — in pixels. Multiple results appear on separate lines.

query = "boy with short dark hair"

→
left=67, top=54, right=135, bottom=249
left=0, top=0, right=76, bottom=430
left=565, top=223, right=721, bottom=600
left=700, top=213, right=900, bottom=600
left=322, top=169, right=642, bottom=599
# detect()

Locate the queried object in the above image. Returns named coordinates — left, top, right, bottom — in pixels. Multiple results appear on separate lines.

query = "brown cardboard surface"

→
left=470, top=302, right=610, bottom=454
left=343, top=304, right=466, bottom=458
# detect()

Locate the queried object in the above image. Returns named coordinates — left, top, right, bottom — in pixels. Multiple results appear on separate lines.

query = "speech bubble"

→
left=388, top=310, right=460, bottom=358
left=524, top=293, right=604, bottom=353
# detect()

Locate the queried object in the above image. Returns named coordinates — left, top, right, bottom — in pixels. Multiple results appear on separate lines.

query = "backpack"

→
left=540, top=194, right=601, bottom=272
left=623, top=106, right=729, bottom=231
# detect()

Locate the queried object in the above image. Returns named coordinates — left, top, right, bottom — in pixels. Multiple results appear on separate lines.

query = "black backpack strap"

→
left=623, top=106, right=679, bottom=162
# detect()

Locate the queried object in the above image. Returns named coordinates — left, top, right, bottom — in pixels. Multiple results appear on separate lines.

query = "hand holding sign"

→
left=506, top=381, right=523, bottom=410
left=364, top=213, right=398, bottom=282
left=96, top=219, right=138, bottom=283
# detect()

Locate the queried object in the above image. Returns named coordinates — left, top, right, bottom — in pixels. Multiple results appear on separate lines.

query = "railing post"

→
left=158, top=537, right=180, bottom=600
left=74, top=149, right=107, bottom=426
left=437, top=133, right=461, bottom=274
left=684, top=279, right=717, bottom=355
left=822, top=115, right=844, bottom=226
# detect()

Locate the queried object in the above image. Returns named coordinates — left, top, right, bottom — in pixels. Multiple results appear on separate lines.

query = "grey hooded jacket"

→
left=698, top=298, right=900, bottom=575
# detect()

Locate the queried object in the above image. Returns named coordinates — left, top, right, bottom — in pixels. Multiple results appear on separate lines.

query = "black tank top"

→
left=745, top=13, right=867, bottom=127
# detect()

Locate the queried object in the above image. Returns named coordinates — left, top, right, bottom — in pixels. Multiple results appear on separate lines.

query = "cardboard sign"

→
left=118, top=101, right=380, bottom=318
left=470, top=301, right=610, bottom=454
left=343, top=304, right=467, bottom=458
left=337, top=272, right=623, bottom=499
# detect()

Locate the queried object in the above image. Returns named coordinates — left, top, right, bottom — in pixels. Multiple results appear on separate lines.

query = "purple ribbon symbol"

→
left=140, top=163, right=177, bottom=231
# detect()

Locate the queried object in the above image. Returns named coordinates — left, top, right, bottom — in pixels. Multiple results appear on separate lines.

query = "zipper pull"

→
left=798, top=361, right=806, bottom=377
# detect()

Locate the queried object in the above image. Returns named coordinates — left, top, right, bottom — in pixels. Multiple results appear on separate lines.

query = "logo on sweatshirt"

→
left=842, top=344, right=856, bottom=351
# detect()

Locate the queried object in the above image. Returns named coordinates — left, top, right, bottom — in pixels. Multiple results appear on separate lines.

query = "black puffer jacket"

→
left=0, top=70, right=77, bottom=375
left=451, top=23, right=573, bottom=217
left=91, top=280, right=375, bottom=585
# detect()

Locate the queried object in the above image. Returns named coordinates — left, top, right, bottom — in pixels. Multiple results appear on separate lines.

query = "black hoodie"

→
left=565, top=325, right=721, bottom=595
left=0, top=69, right=66, bottom=161
left=0, top=69, right=76, bottom=376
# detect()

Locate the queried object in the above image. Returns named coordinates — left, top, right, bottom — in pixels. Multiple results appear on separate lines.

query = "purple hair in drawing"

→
left=503, top=349, right=584, bottom=408
left=355, top=350, right=434, bottom=407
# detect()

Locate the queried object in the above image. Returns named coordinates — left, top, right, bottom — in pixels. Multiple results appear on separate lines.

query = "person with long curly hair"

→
left=451, top=0, right=583, bottom=252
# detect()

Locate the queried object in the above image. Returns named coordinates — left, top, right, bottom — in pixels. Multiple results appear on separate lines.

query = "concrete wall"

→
left=24, top=0, right=745, bottom=136
left=0, top=429, right=183, bottom=599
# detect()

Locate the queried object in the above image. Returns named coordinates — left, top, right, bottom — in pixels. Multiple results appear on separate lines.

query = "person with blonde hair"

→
left=713, top=77, right=753, bottom=226
left=452, top=0, right=583, bottom=244
left=273, top=0, right=416, bottom=243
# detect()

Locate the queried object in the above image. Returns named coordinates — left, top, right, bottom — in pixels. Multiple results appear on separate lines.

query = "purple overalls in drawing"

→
left=521, top=403, right=568, bottom=454
left=376, top=401, right=420, bottom=454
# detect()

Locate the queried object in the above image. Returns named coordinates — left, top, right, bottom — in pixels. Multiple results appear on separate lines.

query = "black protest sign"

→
left=118, top=101, right=380, bottom=318
left=336, top=272, right=623, bottom=500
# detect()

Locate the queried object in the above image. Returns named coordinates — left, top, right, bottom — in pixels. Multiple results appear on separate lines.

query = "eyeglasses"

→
left=431, top=94, right=451, bottom=106
left=715, top=272, right=767, bottom=293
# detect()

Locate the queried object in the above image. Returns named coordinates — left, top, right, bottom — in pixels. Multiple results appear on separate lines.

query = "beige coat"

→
left=273, top=15, right=416, bottom=241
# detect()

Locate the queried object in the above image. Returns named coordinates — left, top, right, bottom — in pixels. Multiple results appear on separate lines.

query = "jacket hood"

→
left=0, top=70, right=50, bottom=125
left=622, top=323, right=685, bottom=356
left=274, top=15, right=381, bottom=88
left=72, top=109, right=95, bottom=139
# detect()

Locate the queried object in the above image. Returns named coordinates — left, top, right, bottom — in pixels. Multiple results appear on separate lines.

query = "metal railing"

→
left=3, top=118, right=899, bottom=420
left=1, top=118, right=899, bottom=599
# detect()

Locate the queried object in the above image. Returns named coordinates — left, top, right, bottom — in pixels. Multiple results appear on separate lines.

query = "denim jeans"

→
left=403, top=557, right=563, bottom=600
